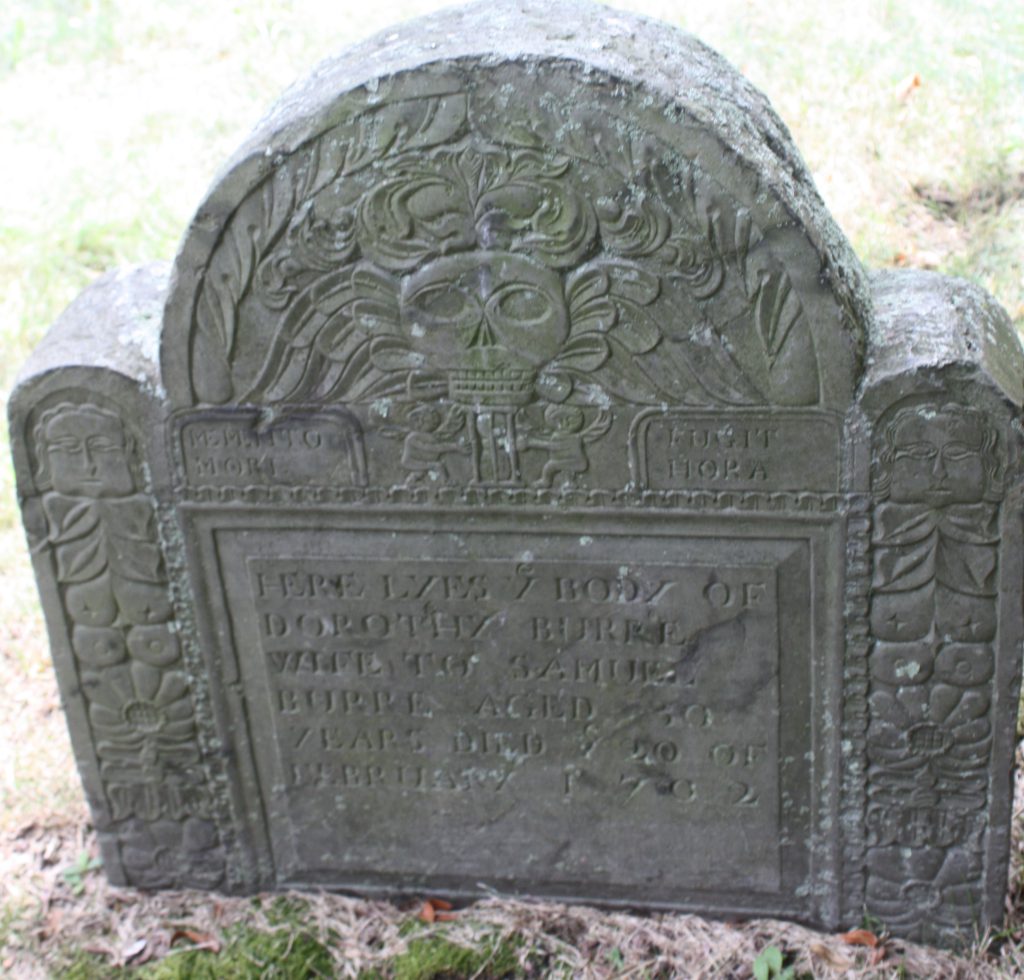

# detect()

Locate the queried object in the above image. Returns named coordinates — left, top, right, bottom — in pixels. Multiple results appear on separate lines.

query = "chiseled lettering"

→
left=276, top=688, right=394, bottom=716
left=619, top=773, right=698, bottom=803
left=710, top=742, right=767, bottom=768
left=702, top=579, right=770, bottom=609
left=186, top=422, right=325, bottom=452
left=727, top=779, right=760, bottom=807
left=249, top=553, right=780, bottom=834
left=257, top=570, right=365, bottom=600
left=267, top=649, right=386, bottom=677
left=261, top=609, right=495, bottom=641
left=474, top=692, right=593, bottom=722
left=555, top=575, right=674, bottom=603
left=452, top=729, right=545, bottom=757
left=288, top=761, right=513, bottom=793
left=509, top=653, right=676, bottom=685
left=667, top=457, right=770, bottom=483
left=403, top=652, right=475, bottom=678
left=382, top=572, right=489, bottom=601
left=668, top=423, right=778, bottom=451
left=530, top=614, right=696, bottom=648
left=287, top=726, right=426, bottom=754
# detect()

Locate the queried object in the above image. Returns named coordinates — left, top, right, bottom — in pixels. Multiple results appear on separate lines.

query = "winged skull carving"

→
left=242, top=143, right=783, bottom=409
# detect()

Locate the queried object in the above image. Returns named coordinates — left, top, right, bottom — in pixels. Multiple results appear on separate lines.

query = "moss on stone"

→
left=61, top=951, right=130, bottom=980
left=359, top=932, right=525, bottom=980
left=139, top=924, right=333, bottom=979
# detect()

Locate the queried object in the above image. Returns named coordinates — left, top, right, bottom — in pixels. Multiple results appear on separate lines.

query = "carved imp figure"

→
left=395, top=404, right=469, bottom=485
left=517, top=405, right=612, bottom=488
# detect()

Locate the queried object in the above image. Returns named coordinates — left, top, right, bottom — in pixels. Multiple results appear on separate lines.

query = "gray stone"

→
left=9, top=0, right=1024, bottom=947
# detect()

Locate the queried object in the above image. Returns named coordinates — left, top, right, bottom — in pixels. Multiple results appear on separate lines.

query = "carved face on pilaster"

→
left=41, top=406, right=136, bottom=497
left=877, top=405, right=999, bottom=506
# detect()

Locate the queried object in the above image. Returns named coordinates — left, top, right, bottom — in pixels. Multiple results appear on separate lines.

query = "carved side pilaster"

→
left=22, top=393, right=225, bottom=889
left=863, top=396, right=1005, bottom=943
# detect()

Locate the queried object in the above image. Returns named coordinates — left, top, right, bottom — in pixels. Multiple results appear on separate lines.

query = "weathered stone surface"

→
left=9, top=0, right=1024, bottom=947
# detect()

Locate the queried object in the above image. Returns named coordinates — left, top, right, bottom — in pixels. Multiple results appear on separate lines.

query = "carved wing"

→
left=244, top=263, right=413, bottom=404
left=560, top=259, right=764, bottom=406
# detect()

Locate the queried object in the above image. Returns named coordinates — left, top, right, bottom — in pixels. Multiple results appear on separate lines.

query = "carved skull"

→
left=399, top=251, right=569, bottom=374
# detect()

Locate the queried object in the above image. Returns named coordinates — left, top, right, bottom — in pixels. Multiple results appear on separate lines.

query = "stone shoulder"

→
left=865, top=269, right=1024, bottom=407
left=14, top=262, right=169, bottom=396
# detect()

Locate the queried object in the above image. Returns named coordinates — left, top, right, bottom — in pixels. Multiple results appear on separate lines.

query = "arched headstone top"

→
left=161, top=0, right=869, bottom=411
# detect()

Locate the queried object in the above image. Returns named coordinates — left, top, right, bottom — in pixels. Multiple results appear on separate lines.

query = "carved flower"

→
left=83, top=661, right=199, bottom=776
left=868, top=681, right=990, bottom=763
left=867, top=680, right=991, bottom=808
left=120, top=817, right=224, bottom=889
left=866, top=845, right=984, bottom=942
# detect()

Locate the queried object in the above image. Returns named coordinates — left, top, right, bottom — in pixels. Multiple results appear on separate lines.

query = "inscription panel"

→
left=202, top=514, right=824, bottom=912
left=630, top=410, right=841, bottom=492
left=176, top=408, right=368, bottom=488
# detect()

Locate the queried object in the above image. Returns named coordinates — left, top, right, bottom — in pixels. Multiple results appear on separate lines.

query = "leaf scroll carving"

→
left=190, top=93, right=470, bottom=403
left=187, top=87, right=823, bottom=409
left=752, top=267, right=803, bottom=369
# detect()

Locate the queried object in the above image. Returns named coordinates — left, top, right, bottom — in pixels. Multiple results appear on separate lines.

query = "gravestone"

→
left=10, top=0, right=1024, bottom=947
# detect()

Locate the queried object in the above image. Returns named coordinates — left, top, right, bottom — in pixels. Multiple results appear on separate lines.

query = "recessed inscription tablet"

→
left=629, top=410, right=842, bottom=491
left=213, top=518, right=814, bottom=912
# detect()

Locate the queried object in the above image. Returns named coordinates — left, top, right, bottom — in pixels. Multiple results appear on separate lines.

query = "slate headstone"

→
left=10, top=0, right=1024, bottom=947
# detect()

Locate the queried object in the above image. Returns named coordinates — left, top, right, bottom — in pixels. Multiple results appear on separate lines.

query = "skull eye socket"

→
left=410, top=283, right=478, bottom=324
left=486, top=283, right=554, bottom=326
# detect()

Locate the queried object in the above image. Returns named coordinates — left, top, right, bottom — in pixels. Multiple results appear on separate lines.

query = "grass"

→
left=59, top=925, right=335, bottom=979
left=56, top=925, right=524, bottom=980
left=360, top=933, right=527, bottom=979
left=0, top=0, right=1023, bottom=977
left=9, top=880, right=1024, bottom=977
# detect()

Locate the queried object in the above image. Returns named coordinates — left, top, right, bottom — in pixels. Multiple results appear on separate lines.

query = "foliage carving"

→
left=188, top=90, right=821, bottom=410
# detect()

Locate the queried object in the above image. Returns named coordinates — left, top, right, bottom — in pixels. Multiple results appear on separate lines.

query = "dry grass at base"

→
left=0, top=748, right=1022, bottom=979
left=2, top=844, right=1024, bottom=978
